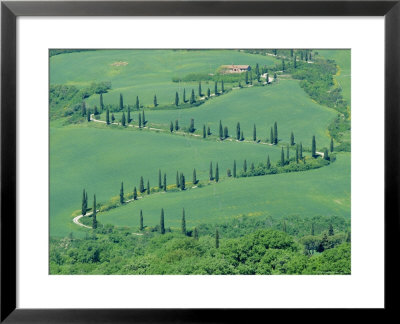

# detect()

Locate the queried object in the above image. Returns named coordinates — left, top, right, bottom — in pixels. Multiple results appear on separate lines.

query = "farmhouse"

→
left=220, top=65, right=251, bottom=74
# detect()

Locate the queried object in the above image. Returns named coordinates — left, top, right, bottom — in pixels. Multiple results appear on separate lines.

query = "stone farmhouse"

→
left=220, top=65, right=251, bottom=74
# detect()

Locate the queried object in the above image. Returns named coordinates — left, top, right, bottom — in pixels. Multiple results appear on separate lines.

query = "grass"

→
left=97, top=153, right=350, bottom=230
left=96, top=79, right=337, bottom=148
left=50, top=49, right=277, bottom=107
left=49, top=49, right=350, bottom=239
left=316, top=49, right=351, bottom=106
left=50, top=125, right=283, bottom=237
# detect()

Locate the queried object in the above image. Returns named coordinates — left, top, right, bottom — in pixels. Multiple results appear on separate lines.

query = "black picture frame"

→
left=1, top=0, right=399, bottom=322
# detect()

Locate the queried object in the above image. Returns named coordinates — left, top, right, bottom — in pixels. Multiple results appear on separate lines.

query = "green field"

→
left=95, top=79, right=336, bottom=147
left=50, top=49, right=277, bottom=107
left=317, top=49, right=351, bottom=106
left=97, top=152, right=350, bottom=230
left=50, top=49, right=350, bottom=240
left=50, top=125, right=284, bottom=237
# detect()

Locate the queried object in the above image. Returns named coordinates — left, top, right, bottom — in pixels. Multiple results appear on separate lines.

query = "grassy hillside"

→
left=95, top=79, right=337, bottom=147
left=96, top=153, right=350, bottom=230
left=317, top=49, right=351, bottom=106
left=50, top=125, right=283, bottom=237
left=50, top=49, right=277, bottom=107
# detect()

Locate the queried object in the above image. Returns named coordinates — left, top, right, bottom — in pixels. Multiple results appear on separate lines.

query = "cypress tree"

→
left=140, top=209, right=144, bottom=231
left=207, top=126, right=211, bottom=136
left=120, top=182, right=124, bottom=204
left=324, top=148, right=329, bottom=160
left=330, top=138, right=334, bottom=152
left=140, top=176, right=144, bottom=193
left=312, top=135, right=316, bottom=157
left=219, top=120, right=223, bottom=139
left=106, top=109, right=110, bottom=125
left=215, top=163, right=219, bottom=182
left=92, top=194, right=97, bottom=229
left=267, top=155, right=271, bottom=169
left=176, top=171, right=180, bottom=188
left=133, top=186, right=137, bottom=200
left=215, top=229, right=220, bottom=248
left=87, top=109, right=91, bottom=122
left=245, top=71, right=249, bottom=84
left=154, top=94, right=158, bottom=107
left=273, top=122, right=278, bottom=144
left=265, top=73, right=269, bottom=84
left=99, top=93, right=104, bottom=111
left=300, top=51, right=304, bottom=61
left=142, top=110, right=146, bottom=126
left=121, top=112, right=126, bottom=126
left=274, top=72, right=277, bottom=81
left=198, top=82, right=202, bottom=97
left=221, top=80, right=225, bottom=93
left=189, top=118, right=195, bottom=133
left=175, top=92, right=179, bottom=106
left=296, top=144, right=299, bottom=163
left=236, top=122, right=241, bottom=140
left=282, top=59, right=285, bottom=71
left=180, top=173, right=185, bottom=190
left=119, top=93, right=124, bottom=110
left=82, top=189, right=87, bottom=216
left=233, top=160, right=237, bottom=177
left=175, top=119, right=179, bottom=131
left=243, top=160, right=247, bottom=172
left=147, top=180, right=150, bottom=195
left=300, top=142, right=303, bottom=159
left=193, top=168, right=197, bottom=184
left=138, top=113, right=142, bottom=128
left=290, top=131, right=295, bottom=145
left=286, top=144, right=290, bottom=160
left=224, top=126, right=228, bottom=139
left=250, top=162, right=255, bottom=172
left=240, top=131, right=244, bottom=141
left=290, top=49, right=294, bottom=57
left=253, top=124, right=257, bottom=141
left=170, top=121, right=174, bottom=133
left=214, top=81, right=218, bottom=95
left=194, top=227, right=199, bottom=240
left=127, top=107, right=131, bottom=123
left=209, top=162, right=213, bottom=180
left=111, top=113, right=115, bottom=123
left=294, top=56, right=297, bottom=69
left=158, top=169, right=162, bottom=189
left=190, top=89, right=195, bottom=104
left=163, top=173, right=167, bottom=191
left=203, top=125, right=206, bottom=138
left=281, top=147, right=285, bottom=165
left=160, top=208, right=165, bottom=234
left=329, top=224, right=334, bottom=236
left=183, top=88, right=186, bottom=103
left=136, top=96, right=140, bottom=110
left=181, top=208, right=186, bottom=235
left=207, top=88, right=211, bottom=97
left=270, top=127, right=273, bottom=143
left=94, top=105, right=99, bottom=116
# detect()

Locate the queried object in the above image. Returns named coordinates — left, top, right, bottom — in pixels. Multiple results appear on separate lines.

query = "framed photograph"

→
left=1, top=0, right=399, bottom=322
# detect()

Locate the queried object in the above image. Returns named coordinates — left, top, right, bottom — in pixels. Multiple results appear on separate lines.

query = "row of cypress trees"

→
left=139, top=207, right=220, bottom=248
